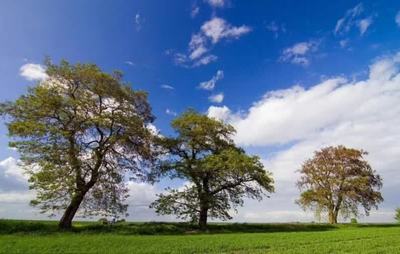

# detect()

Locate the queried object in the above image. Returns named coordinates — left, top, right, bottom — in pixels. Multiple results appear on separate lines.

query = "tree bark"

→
left=328, top=210, right=338, bottom=224
left=198, top=205, right=208, bottom=230
left=58, top=190, right=86, bottom=230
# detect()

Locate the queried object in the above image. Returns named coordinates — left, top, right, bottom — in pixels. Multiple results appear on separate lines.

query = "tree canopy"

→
left=150, top=111, right=274, bottom=229
left=297, top=145, right=383, bottom=224
left=0, top=60, right=156, bottom=229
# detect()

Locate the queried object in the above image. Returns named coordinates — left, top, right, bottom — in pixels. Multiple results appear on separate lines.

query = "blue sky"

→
left=1, top=0, right=400, bottom=222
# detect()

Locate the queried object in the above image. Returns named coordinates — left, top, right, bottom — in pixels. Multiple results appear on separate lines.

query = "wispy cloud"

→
left=199, top=70, right=224, bottom=90
left=135, top=13, right=144, bottom=31
left=334, top=3, right=373, bottom=36
left=161, top=84, right=174, bottom=90
left=266, top=21, right=286, bottom=39
left=395, top=11, right=400, bottom=27
left=19, top=63, right=48, bottom=81
left=191, top=5, right=200, bottom=18
left=125, top=61, right=135, bottom=66
left=166, top=108, right=177, bottom=116
left=201, top=17, right=251, bottom=44
left=170, top=17, right=250, bottom=67
left=205, top=0, right=226, bottom=8
left=334, top=3, right=364, bottom=35
left=358, top=17, right=373, bottom=35
left=279, top=41, right=319, bottom=66
left=209, top=92, right=224, bottom=103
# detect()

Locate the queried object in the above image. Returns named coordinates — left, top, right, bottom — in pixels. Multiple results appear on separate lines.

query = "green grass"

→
left=0, top=220, right=399, bottom=254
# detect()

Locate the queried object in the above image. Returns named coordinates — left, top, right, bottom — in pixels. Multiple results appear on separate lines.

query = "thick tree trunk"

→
left=328, top=210, right=338, bottom=224
left=58, top=191, right=86, bottom=230
left=198, top=205, right=208, bottom=230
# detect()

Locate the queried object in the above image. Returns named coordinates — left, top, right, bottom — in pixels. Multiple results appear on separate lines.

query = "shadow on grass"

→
left=0, top=219, right=398, bottom=236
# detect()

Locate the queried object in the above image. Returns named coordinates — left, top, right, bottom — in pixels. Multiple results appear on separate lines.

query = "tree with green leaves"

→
left=395, top=208, right=400, bottom=223
left=297, top=145, right=383, bottom=224
left=150, top=111, right=274, bottom=229
left=0, top=60, right=156, bottom=229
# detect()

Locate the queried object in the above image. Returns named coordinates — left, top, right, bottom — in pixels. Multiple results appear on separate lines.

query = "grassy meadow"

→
left=0, top=220, right=399, bottom=253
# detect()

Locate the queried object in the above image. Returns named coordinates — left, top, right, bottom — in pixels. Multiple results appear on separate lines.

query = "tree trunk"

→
left=58, top=191, right=86, bottom=230
left=198, top=205, right=208, bottom=230
left=328, top=210, right=338, bottom=224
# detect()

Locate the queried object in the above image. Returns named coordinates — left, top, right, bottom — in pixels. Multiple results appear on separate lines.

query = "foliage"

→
left=395, top=208, right=400, bottom=223
left=350, top=218, right=358, bottom=224
left=0, top=59, right=156, bottom=228
left=150, top=111, right=274, bottom=228
left=297, top=145, right=383, bottom=224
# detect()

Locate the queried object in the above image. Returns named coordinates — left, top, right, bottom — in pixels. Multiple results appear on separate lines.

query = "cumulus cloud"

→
left=170, top=17, right=250, bottom=67
left=209, top=93, right=224, bottom=103
left=207, top=105, right=233, bottom=122
left=19, top=63, right=48, bottom=81
left=0, top=156, right=35, bottom=216
left=0, top=157, right=28, bottom=192
left=199, top=70, right=224, bottom=90
left=280, top=41, right=319, bottom=66
left=208, top=52, right=400, bottom=221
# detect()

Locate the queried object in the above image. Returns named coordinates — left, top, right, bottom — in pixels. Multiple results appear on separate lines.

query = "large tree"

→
left=297, top=145, right=383, bottom=224
left=150, top=111, right=274, bottom=229
left=0, top=60, right=155, bottom=229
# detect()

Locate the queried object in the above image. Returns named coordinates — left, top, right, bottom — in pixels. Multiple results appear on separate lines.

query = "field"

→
left=0, top=220, right=399, bottom=254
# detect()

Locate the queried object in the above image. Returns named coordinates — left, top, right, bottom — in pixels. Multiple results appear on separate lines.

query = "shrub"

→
left=98, top=218, right=109, bottom=225
left=350, top=218, right=358, bottom=224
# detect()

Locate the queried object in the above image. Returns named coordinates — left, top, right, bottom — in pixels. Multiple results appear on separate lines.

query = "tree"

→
left=395, top=208, right=400, bottom=223
left=0, top=60, right=156, bottom=229
left=150, top=111, right=274, bottom=229
left=297, top=145, right=383, bottom=224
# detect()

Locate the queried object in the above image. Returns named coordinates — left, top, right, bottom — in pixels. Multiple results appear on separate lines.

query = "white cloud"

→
left=266, top=21, right=286, bottom=39
left=199, top=70, right=224, bottom=90
left=334, top=3, right=373, bottom=36
left=207, top=52, right=400, bottom=222
left=170, top=17, right=250, bottom=67
left=396, top=11, right=400, bottom=27
left=0, top=191, right=34, bottom=203
left=191, top=5, right=200, bottom=18
left=161, top=84, right=174, bottom=90
left=205, top=0, right=226, bottom=8
left=135, top=13, right=144, bottom=31
left=339, top=39, right=350, bottom=48
left=125, top=61, right=135, bottom=66
left=207, top=105, right=233, bottom=122
left=19, top=63, right=48, bottom=81
left=358, top=17, right=373, bottom=35
left=201, top=17, right=251, bottom=44
left=209, top=93, right=224, bottom=103
left=0, top=157, right=27, bottom=182
left=192, top=55, right=218, bottom=67
left=280, top=41, right=319, bottom=66
left=334, top=3, right=364, bottom=35
left=166, top=108, right=177, bottom=116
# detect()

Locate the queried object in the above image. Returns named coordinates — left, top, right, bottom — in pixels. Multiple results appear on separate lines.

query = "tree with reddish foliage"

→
left=297, top=145, right=383, bottom=224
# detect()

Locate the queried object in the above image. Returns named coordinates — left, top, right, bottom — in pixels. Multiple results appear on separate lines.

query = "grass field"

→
left=0, top=220, right=399, bottom=254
